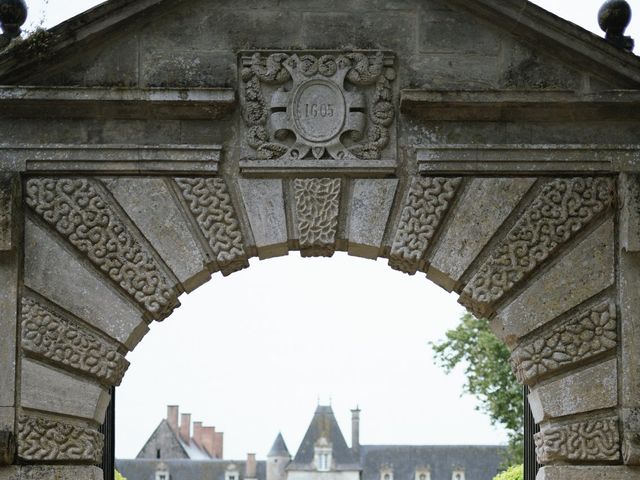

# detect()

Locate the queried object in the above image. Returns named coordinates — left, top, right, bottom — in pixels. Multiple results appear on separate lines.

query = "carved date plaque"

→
left=239, top=51, right=397, bottom=174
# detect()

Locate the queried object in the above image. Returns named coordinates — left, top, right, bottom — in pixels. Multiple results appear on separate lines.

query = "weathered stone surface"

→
left=25, top=178, right=178, bottom=318
left=461, top=178, right=615, bottom=317
left=493, top=218, right=615, bottom=346
left=620, top=174, right=640, bottom=252
left=537, top=466, right=640, bottom=480
left=0, top=465, right=103, bottom=480
left=0, top=251, right=18, bottom=409
left=0, top=408, right=14, bottom=466
left=428, top=177, right=535, bottom=291
left=104, top=177, right=211, bottom=292
left=293, top=178, right=341, bottom=257
left=17, top=415, right=102, bottom=463
left=511, top=299, right=617, bottom=384
left=21, top=297, right=129, bottom=386
left=238, top=179, right=288, bottom=259
left=24, top=218, right=149, bottom=349
left=535, top=415, right=621, bottom=464
left=175, top=177, right=249, bottom=275
left=240, top=51, right=396, bottom=162
left=20, top=358, right=111, bottom=423
left=528, top=358, right=618, bottom=422
left=0, top=175, right=14, bottom=251
left=389, top=177, right=462, bottom=274
left=348, top=179, right=398, bottom=259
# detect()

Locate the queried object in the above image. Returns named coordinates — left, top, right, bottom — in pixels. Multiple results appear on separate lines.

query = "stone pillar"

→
left=619, top=173, right=640, bottom=464
left=0, top=174, right=20, bottom=468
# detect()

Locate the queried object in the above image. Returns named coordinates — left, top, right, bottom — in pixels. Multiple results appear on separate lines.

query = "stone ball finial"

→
left=598, top=0, right=635, bottom=51
left=0, top=0, right=27, bottom=41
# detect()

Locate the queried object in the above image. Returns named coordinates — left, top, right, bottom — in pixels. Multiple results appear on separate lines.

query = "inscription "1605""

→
left=304, top=104, right=335, bottom=118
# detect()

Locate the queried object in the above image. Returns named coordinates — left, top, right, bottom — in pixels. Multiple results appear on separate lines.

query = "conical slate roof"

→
left=268, top=433, right=291, bottom=457
left=289, top=405, right=359, bottom=471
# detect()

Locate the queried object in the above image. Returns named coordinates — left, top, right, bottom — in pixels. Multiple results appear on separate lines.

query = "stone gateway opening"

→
left=1, top=1, right=640, bottom=480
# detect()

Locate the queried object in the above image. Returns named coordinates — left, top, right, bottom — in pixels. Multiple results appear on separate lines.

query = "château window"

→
left=314, top=437, right=332, bottom=472
left=452, top=469, right=465, bottom=480
left=380, top=468, right=393, bottom=480
left=226, top=464, right=239, bottom=480
left=415, top=468, right=430, bottom=480
left=155, top=462, right=169, bottom=480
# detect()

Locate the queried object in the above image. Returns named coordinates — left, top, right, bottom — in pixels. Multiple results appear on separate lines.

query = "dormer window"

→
left=415, top=468, right=430, bottom=480
left=380, top=467, right=393, bottom=480
left=226, top=464, right=239, bottom=480
left=452, top=469, right=465, bottom=480
left=155, top=462, right=169, bottom=480
left=314, top=437, right=332, bottom=472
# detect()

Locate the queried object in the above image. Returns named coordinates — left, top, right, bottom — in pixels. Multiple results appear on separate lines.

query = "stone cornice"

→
left=416, top=144, right=640, bottom=174
left=0, top=86, right=235, bottom=120
left=401, top=90, right=640, bottom=121
left=0, top=144, right=221, bottom=174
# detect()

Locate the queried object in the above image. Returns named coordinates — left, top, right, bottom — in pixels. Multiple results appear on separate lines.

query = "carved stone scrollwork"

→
left=240, top=51, right=396, bottom=161
left=511, top=300, right=617, bottom=385
left=535, top=416, right=620, bottom=464
left=462, top=177, right=616, bottom=316
left=21, top=297, right=129, bottom=386
left=293, top=178, right=341, bottom=257
left=17, top=415, right=103, bottom=463
left=0, top=173, right=14, bottom=251
left=24, top=178, right=178, bottom=318
left=174, top=178, right=249, bottom=275
left=389, top=177, right=462, bottom=274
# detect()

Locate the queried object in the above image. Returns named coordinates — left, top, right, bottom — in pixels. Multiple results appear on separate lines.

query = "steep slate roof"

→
left=136, top=419, right=211, bottom=460
left=0, top=0, right=639, bottom=85
left=116, top=458, right=267, bottom=480
left=289, top=405, right=359, bottom=471
left=268, top=433, right=291, bottom=458
left=360, top=445, right=506, bottom=480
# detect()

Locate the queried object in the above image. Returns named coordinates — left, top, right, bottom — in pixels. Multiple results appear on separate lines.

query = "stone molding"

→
left=0, top=144, right=221, bottom=174
left=17, top=415, right=103, bottom=463
left=21, top=297, right=129, bottom=386
left=0, top=86, right=236, bottom=120
left=25, top=177, right=178, bottom=318
left=174, top=178, right=249, bottom=276
left=511, top=299, right=617, bottom=385
left=293, top=178, right=341, bottom=257
left=389, top=177, right=462, bottom=275
left=0, top=175, right=14, bottom=251
left=461, top=177, right=615, bottom=317
left=535, top=415, right=621, bottom=464
left=416, top=144, right=640, bottom=174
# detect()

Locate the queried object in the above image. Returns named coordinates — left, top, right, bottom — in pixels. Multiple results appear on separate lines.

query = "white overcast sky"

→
left=22, top=0, right=640, bottom=461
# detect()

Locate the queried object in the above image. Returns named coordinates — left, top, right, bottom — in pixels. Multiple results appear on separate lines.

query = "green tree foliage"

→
left=493, top=465, right=524, bottom=480
left=115, top=470, right=127, bottom=480
left=431, top=313, right=523, bottom=464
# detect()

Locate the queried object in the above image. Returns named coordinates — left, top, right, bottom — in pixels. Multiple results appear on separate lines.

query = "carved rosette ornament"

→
left=240, top=51, right=396, bottom=161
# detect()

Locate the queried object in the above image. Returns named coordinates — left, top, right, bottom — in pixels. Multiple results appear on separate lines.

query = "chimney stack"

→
left=167, top=405, right=179, bottom=433
left=202, top=426, right=217, bottom=458
left=214, top=431, right=224, bottom=459
left=351, top=407, right=360, bottom=456
left=193, top=421, right=203, bottom=447
left=246, top=453, right=257, bottom=478
left=180, top=413, right=191, bottom=445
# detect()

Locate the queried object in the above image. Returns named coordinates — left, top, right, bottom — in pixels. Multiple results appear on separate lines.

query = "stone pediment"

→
left=0, top=0, right=639, bottom=90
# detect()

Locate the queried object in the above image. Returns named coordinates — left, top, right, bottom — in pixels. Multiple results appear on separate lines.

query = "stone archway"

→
left=0, top=1, right=639, bottom=479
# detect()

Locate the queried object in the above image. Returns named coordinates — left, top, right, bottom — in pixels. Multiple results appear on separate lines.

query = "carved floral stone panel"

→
left=174, top=178, right=249, bottom=275
left=389, top=177, right=462, bottom=275
left=535, top=416, right=620, bottom=464
left=511, top=299, right=617, bottom=385
left=293, top=178, right=341, bottom=257
left=461, top=177, right=615, bottom=317
left=17, top=415, right=103, bottom=463
left=24, top=178, right=178, bottom=318
left=21, top=297, right=129, bottom=386
left=240, top=51, right=396, bottom=163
